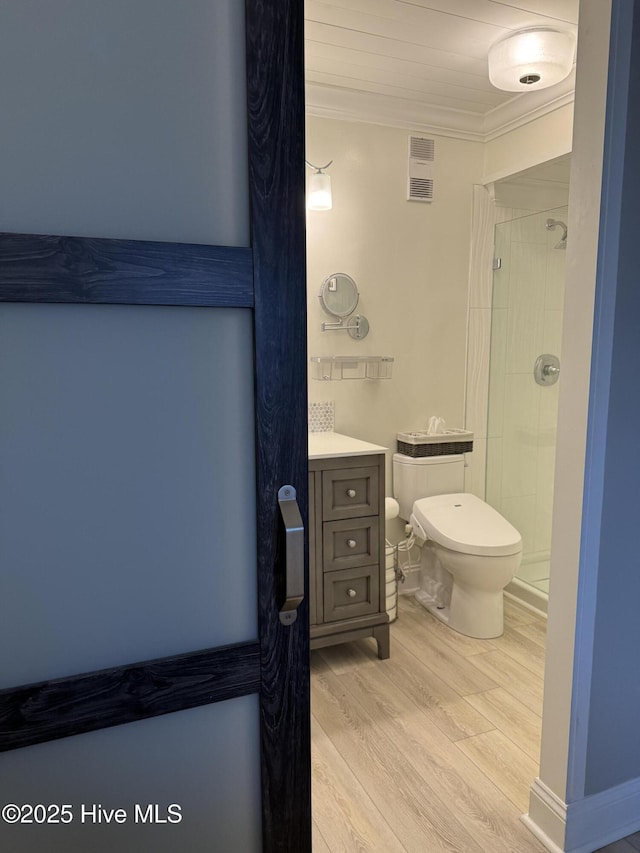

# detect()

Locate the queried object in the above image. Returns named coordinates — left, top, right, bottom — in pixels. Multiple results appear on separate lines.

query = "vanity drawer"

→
left=322, top=466, right=379, bottom=521
left=323, top=566, right=379, bottom=622
left=323, top=517, right=379, bottom=572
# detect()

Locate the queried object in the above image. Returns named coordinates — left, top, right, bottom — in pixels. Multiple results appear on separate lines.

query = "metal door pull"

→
left=278, top=485, right=304, bottom=626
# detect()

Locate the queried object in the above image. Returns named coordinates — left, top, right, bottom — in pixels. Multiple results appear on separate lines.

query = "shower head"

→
left=545, top=218, right=568, bottom=250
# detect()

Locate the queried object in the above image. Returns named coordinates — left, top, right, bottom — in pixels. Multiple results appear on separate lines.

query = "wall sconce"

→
left=306, top=160, right=333, bottom=211
left=488, top=27, right=575, bottom=92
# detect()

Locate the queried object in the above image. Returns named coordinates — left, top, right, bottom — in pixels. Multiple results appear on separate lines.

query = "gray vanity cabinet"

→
left=309, top=453, right=390, bottom=659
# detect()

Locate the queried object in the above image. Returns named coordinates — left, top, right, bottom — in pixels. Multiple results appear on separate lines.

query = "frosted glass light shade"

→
left=488, top=28, right=575, bottom=92
left=307, top=171, right=332, bottom=211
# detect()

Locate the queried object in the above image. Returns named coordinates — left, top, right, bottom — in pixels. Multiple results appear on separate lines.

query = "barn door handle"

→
left=278, top=485, right=304, bottom=625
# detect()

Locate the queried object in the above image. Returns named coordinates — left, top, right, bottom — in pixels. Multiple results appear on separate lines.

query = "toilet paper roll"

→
left=385, top=496, right=400, bottom=521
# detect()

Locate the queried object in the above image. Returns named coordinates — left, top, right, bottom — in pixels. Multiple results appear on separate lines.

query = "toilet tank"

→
left=393, top=453, right=465, bottom=521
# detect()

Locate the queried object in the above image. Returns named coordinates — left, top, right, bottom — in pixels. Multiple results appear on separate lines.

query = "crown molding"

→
left=482, top=69, right=576, bottom=140
left=305, top=69, right=576, bottom=144
left=305, top=83, right=485, bottom=142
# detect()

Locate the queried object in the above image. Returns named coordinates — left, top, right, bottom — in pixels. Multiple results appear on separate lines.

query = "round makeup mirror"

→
left=318, top=273, right=359, bottom=318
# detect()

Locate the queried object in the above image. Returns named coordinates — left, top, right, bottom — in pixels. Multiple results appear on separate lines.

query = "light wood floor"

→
left=310, top=594, right=640, bottom=853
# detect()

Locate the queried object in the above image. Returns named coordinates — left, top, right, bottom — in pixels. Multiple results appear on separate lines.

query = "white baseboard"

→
left=524, top=775, right=640, bottom=853
left=521, top=813, right=565, bottom=853
left=526, top=777, right=568, bottom=850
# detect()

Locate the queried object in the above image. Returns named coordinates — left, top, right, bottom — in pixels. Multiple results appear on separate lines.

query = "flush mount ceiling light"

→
left=488, top=27, right=575, bottom=92
left=306, top=160, right=333, bottom=211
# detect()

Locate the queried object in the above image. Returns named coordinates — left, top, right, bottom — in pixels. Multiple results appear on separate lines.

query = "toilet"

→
left=393, top=453, right=522, bottom=639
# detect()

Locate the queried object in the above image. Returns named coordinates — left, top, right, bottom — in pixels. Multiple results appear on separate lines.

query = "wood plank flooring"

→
left=311, top=594, right=640, bottom=852
left=311, top=594, right=546, bottom=852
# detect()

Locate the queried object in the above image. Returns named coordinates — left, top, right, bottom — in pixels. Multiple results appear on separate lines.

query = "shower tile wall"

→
left=486, top=209, right=566, bottom=563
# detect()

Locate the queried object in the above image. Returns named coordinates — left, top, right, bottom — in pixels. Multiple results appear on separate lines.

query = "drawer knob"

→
left=347, top=588, right=357, bottom=598
left=346, top=488, right=357, bottom=498
left=346, top=539, right=357, bottom=549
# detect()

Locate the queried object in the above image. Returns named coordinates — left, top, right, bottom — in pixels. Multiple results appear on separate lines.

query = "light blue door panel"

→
left=0, top=304, right=256, bottom=688
left=0, top=0, right=248, bottom=247
left=0, top=696, right=261, bottom=852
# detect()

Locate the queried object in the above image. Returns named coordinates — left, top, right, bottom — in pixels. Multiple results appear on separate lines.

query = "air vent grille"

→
left=409, top=178, right=434, bottom=201
left=407, top=135, right=435, bottom=203
left=410, top=136, right=435, bottom=160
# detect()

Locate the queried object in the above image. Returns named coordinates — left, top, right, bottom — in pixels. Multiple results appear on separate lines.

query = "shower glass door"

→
left=486, top=207, right=567, bottom=597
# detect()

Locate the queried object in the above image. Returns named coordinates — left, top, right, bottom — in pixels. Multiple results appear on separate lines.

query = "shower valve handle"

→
left=534, top=354, right=561, bottom=387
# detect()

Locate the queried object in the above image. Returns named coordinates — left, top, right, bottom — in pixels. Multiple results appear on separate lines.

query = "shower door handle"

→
left=277, top=485, right=304, bottom=626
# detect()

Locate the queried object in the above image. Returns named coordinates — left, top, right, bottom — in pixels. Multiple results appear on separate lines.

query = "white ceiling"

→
left=305, top=0, right=579, bottom=140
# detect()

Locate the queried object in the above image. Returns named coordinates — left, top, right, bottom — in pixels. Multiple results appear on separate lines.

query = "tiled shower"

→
left=485, top=207, right=567, bottom=596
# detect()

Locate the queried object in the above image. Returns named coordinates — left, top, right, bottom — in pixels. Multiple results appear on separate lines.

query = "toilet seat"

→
left=411, top=493, right=522, bottom=557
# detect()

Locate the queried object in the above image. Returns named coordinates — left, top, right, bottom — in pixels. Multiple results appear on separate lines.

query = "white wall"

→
left=483, top=103, right=574, bottom=185
left=306, top=116, right=483, bottom=516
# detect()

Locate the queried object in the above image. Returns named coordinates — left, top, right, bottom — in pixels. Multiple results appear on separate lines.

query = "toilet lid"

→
left=412, top=493, right=522, bottom=557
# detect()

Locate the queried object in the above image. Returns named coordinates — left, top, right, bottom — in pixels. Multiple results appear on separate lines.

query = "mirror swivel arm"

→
left=321, top=319, right=346, bottom=331
left=321, top=315, right=369, bottom=340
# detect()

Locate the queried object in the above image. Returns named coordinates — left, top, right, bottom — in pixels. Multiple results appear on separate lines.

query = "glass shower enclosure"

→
left=486, top=207, right=567, bottom=599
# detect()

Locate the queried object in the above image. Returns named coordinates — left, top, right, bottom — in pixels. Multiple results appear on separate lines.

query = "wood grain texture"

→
left=503, top=598, right=540, bottom=627
left=455, top=729, right=538, bottom=813
left=467, top=649, right=545, bottom=716
left=326, top=650, right=545, bottom=853
left=312, top=596, right=553, bottom=852
left=464, top=687, right=542, bottom=761
left=311, top=596, right=640, bottom=853
left=373, top=636, right=496, bottom=741
left=512, top=619, right=548, bottom=649
left=490, top=620, right=547, bottom=678
left=393, top=605, right=498, bottom=696
left=312, top=822, right=332, bottom=853
left=0, top=232, right=253, bottom=306
left=314, top=634, right=381, bottom=676
left=246, top=0, right=310, bottom=851
left=401, top=593, right=497, bottom=657
left=312, top=717, right=404, bottom=852
left=312, top=663, right=486, bottom=853
left=0, top=641, right=260, bottom=752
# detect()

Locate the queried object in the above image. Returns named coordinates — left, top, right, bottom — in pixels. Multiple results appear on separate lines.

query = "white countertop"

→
left=308, top=431, right=387, bottom=460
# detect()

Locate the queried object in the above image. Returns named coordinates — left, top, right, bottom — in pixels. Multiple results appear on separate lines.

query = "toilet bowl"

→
left=409, top=492, right=522, bottom=638
left=393, top=453, right=522, bottom=638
